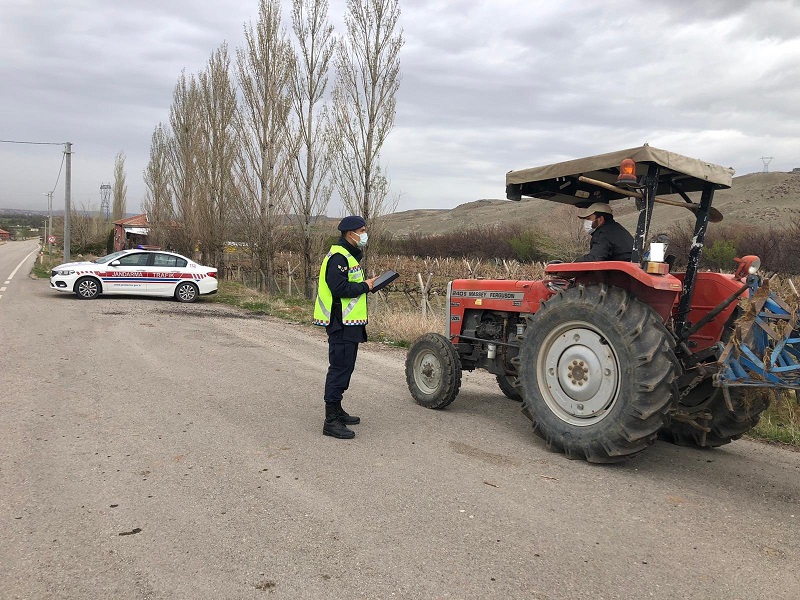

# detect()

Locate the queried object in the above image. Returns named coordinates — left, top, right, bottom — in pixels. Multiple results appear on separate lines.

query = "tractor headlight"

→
left=734, top=255, right=761, bottom=279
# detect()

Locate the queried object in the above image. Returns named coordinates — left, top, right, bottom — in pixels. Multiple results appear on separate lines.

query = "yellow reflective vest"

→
left=313, top=245, right=368, bottom=327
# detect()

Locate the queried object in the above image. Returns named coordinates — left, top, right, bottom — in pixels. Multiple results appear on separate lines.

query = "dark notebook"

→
left=371, top=270, right=399, bottom=293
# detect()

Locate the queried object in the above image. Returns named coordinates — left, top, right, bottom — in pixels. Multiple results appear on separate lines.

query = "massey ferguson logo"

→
left=451, top=290, right=525, bottom=300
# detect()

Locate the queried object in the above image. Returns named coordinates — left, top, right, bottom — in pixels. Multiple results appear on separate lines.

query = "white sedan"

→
left=50, top=249, right=218, bottom=303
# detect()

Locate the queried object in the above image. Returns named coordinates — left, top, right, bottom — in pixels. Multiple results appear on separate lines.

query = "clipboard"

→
left=371, top=270, right=399, bottom=293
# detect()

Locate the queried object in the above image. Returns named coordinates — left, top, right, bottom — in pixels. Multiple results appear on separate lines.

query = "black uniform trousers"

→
left=324, top=340, right=359, bottom=405
left=321, top=238, right=368, bottom=406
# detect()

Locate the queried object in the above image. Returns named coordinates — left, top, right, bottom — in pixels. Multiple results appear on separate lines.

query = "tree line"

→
left=142, top=0, right=403, bottom=298
left=374, top=210, right=800, bottom=276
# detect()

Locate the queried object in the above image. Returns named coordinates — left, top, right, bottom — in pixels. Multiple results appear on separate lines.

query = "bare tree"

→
left=197, top=43, right=238, bottom=270
left=167, top=71, right=203, bottom=258
left=71, top=201, right=110, bottom=254
left=289, top=0, right=336, bottom=298
left=143, top=124, right=175, bottom=250
left=112, top=151, right=127, bottom=221
left=330, top=0, right=403, bottom=261
left=234, top=0, right=295, bottom=293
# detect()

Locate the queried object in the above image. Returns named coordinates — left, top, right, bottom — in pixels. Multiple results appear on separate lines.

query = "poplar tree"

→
left=289, top=0, right=336, bottom=298
left=330, top=0, right=404, bottom=262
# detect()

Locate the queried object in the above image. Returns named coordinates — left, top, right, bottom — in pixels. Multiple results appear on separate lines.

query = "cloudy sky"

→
left=2, top=0, right=799, bottom=216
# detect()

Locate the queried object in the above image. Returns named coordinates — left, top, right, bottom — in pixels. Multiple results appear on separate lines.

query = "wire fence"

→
left=220, top=250, right=800, bottom=317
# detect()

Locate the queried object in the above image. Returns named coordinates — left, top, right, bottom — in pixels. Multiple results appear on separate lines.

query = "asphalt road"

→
left=1, top=239, right=799, bottom=600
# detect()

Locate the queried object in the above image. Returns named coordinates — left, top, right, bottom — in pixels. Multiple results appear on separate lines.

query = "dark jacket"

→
left=576, top=219, right=634, bottom=262
left=325, top=237, right=369, bottom=343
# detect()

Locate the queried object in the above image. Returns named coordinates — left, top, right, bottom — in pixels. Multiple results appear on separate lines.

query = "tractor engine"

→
left=459, top=310, right=522, bottom=376
left=474, top=313, right=504, bottom=341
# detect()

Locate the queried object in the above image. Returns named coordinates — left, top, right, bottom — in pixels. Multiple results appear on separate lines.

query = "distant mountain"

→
left=381, top=171, right=800, bottom=236
left=6, top=171, right=797, bottom=237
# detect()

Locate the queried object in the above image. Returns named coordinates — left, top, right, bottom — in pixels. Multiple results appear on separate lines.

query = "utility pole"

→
left=64, top=142, right=72, bottom=262
left=44, top=191, right=53, bottom=255
left=760, top=156, right=774, bottom=173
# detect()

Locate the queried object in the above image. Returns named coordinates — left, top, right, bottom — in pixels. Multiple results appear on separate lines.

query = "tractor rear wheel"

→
left=660, top=381, right=770, bottom=447
left=496, top=372, right=523, bottom=402
left=405, top=333, right=462, bottom=409
left=660, top=307, right=771, bottom=447
left=518, top=284, right=678, bottom=463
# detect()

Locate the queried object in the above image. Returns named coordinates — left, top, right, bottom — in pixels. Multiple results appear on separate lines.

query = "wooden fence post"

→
left=286, top=261, right=300, bottom=296
left=418, top=272, right=433, bottom=317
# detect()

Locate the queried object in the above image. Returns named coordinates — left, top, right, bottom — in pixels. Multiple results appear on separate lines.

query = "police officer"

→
left=314, top=216, right=377, bottom=439
left=575, top=202, right=634, bottom=262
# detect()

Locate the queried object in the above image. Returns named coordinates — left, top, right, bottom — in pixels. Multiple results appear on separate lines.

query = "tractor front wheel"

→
left=519, top=284, right=678, bottom=463
left=405, top=333, right=462, bottom=409
left=496, top=372, right=523, bottom=402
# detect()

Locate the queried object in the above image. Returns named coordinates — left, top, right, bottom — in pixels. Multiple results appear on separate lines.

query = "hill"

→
left=382, top=171, right=800, bottom=237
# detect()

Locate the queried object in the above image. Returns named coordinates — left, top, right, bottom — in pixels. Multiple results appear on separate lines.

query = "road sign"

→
left=48, top=235, right=56, bottom=244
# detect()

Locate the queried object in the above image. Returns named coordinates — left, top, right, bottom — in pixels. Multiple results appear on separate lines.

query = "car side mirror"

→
left=110, top=260, right=120, bottom=266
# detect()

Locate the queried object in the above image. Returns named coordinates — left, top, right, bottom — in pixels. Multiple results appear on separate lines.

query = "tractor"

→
left=404, top=146, right=800, bottom=463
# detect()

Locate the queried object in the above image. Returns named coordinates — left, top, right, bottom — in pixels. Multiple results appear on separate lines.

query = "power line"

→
left=0, top=139, right=65, bottom=145
left=49, top=151, right=66, bottom=195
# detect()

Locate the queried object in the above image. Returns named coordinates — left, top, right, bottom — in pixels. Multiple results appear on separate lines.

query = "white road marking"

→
left=6, top=248, right=40, bottom=280
left=1, top=247, right=41, bottom=302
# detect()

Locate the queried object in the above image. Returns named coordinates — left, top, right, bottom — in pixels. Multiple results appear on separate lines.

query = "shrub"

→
left=703, top=239, right=738, bottom=271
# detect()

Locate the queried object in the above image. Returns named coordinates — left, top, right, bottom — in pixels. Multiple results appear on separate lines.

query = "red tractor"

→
left=405, top=146, right=800, bottom=463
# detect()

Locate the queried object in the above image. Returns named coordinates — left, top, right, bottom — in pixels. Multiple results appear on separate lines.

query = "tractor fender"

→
left=545, top=261, right=682, bottom=322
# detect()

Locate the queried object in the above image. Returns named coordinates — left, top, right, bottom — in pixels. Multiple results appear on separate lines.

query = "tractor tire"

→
left=660, top=307, right=771, bottom=448
left=405, top=333, right=462, bottom=409
left=496, top=372, right=523, bottom=402
left=660, top=381, right=770, bottom=447
left=518, top=284, right=678, bottom=463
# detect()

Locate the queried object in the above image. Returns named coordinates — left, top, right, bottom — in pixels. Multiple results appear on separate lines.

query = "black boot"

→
left=323, top=404, right=355, bottom=439
left=339, top=406, right=361, bottom=425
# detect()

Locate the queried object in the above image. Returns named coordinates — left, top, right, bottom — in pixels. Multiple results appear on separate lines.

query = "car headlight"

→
left=54, top=270, right=76, bottom=276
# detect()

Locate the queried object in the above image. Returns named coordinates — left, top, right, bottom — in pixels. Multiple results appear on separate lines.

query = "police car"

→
left=50, top=249, right=218, bottom=303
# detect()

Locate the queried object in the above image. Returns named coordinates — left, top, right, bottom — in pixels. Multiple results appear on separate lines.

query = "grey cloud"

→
left=2, top=0, right=800, bottom=214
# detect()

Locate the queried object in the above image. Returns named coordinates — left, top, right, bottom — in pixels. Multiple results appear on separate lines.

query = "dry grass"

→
left=369, top=306, right=444, bottom=347
left=214, top=281, right=445, bottom=347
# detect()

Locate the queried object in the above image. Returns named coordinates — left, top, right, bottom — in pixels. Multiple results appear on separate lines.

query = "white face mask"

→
left=583, top=219, right=594, bottom=234
left=355, top=232, right=368, bottom=248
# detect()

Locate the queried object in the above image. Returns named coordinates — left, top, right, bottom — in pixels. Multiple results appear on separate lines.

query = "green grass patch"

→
left=31, top=253, right=63, bottom=279
left=748, top=391, right=800, bottom=447
left=212, top=281, right=314, bottom=323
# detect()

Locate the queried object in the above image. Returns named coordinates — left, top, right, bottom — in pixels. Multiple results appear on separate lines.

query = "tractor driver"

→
left=575, top=202, right=634, bottom=262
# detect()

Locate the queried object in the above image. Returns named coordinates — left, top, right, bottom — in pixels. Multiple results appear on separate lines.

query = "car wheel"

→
left=175, top=281, right=199, bottom=303
left=74, top=276, right=101, bottom=299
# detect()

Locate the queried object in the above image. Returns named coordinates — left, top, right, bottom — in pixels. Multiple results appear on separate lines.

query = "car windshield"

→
left=93, top=251, right=129, bottom=264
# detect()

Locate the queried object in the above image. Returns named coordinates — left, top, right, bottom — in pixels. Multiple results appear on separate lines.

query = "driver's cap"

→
left=577, top=202, right=613, bottom=219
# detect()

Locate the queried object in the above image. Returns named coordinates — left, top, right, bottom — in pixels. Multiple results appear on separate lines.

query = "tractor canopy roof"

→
left=505, top=145, right=734, bottom=205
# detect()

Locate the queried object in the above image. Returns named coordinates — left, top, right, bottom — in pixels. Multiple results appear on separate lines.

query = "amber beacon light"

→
left=616, top=158, right=638, bottom=186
